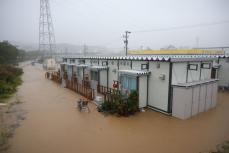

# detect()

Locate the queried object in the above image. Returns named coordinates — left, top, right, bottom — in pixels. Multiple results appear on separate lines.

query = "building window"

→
left=102, top=61, right=108, bottom=66
left=120, top=75, right=137, bottom=91
left=141, top=64, right=148, bottom=70
left=92, top=60, right=98, bottom=64
left=188, top=64, right=198, bottom=71
left=79, top=59, right=85, bottom=64
left=201, top=63, right=211, bottom=69
left=111, top=61, right=114, bottom=65
left=63, top=58, right=67, bottom=62
left=70, top=59, right=75, bottom=63
left=91, top=71, right=98, bottom=81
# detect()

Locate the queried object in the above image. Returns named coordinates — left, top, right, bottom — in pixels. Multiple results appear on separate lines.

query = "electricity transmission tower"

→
left=39, top=0, right=56, bottom=59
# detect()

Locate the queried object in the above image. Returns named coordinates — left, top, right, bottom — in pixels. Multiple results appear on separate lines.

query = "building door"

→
left=211, top=68, right=217, bottom=79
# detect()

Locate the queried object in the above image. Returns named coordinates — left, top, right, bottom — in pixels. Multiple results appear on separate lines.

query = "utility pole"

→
left=196, top=36, right=199, bottom=48
left=123, top=31, right=131, bottom=56
left=83, top=44, right=87, bottom=56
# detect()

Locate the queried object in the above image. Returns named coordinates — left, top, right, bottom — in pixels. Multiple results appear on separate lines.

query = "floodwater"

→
left=6, top=64, right=229, bottom=153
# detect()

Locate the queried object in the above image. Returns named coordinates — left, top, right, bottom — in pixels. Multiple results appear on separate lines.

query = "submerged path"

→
left=6, top=65, right=229, bottom=153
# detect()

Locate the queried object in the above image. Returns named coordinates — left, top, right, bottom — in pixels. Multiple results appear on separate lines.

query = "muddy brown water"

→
left=5, top=64, right=229, bottom=153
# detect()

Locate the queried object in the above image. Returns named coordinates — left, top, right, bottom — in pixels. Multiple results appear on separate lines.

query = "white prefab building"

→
left=43, top=58, right=56, bottom=70
left=60, top=55, right=220, bottom=119
left=218, top=57, right=229, bottom=88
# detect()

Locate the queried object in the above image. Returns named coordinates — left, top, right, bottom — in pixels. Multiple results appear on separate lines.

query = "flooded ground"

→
left=5, top=64, right=229, bottom=153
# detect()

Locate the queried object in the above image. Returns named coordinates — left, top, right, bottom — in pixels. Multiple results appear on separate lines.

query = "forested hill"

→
left=0, top=41, right=26, bottom=65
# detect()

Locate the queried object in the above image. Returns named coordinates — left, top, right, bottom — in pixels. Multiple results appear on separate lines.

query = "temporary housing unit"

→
left=60, top=55, right=219, bottom=119
left=43, top=58, right=56, bottom=70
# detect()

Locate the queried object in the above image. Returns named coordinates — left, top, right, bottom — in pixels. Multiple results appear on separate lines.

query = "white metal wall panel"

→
left=172, top=62, right=187, bottom=84
left=108, top=60, right=118, bottom=88
left=205, top=84, right=212, bottom=111
left=218, top=58, right=229, bottom=87
left=91, top=80, right=98, bottom=90
left=73, top=66, right=77, bottom=74
left=148, top=62, right=170, bottom=111
left=188, top=62, right=200, bottom=82
left=85, top=59, right=91, bottom=65
left=191, top=86, right=200, bottom=116
left=100, top=70, right=107, bottom=87
left=77, top=68, right=84, bottom=83
left=67, top=65, right=72, bottom=80
left=172, top=87, right=192, bottom=119
left=201, top=69, right=211, bottom=80
left=139, top=76, right=147, bottom=108
left=119, top=60, right=131, bottom=70
left=211, top=82, right=218, bottom=108
left=131, top=61, right=148, bottom=70
left=199, top=85, right=206, bottom=113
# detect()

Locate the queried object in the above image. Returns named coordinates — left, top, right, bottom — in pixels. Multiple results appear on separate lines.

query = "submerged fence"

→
left=97, top=85, right=121, bottom=96
left=65, top=77, right=94, bottom=100
left=48, top=72, right=94, bottom=100
left=50, top=72, right=61, bottom=84
left=97, top=85, right=122, bottom=103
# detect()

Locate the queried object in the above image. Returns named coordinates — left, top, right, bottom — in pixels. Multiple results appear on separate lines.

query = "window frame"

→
left=102, top=61, right=108, bottom=66
left=201, top=63, right=211, bottom=69
left=70, top=59, right=75, bottom=63
left=141, top=64, right=148, bottom=70
left=78, top=59, right=85, bottom=64
left=188, top=64, right=198, bottom=71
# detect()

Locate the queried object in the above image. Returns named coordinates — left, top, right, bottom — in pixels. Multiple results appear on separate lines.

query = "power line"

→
left=132, top=20, right=229, bottom=33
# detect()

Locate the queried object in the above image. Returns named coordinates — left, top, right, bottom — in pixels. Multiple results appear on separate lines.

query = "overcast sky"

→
left=0, top=0, right=229, bottom=50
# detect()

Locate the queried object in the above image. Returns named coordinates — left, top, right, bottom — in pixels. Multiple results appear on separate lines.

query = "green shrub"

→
left=99, top=90, right=139, bottom=116
left=0, top=65, right=23, bottom=98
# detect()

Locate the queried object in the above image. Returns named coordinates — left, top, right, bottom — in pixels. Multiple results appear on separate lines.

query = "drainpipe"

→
left=107, top=68, right=109, bottom=88
left=167, top=62, right=173, bottom=114
left=186, top=62, right=189, bottom=83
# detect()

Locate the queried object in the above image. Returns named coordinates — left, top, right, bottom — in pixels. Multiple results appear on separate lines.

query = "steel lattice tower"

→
left=39, top=0, right=55, bottom=58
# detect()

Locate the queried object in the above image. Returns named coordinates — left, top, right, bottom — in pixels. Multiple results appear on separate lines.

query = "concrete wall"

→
left=148, top=62, right=170, bottom=112
left=218, top=58, right=229, bottom=87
